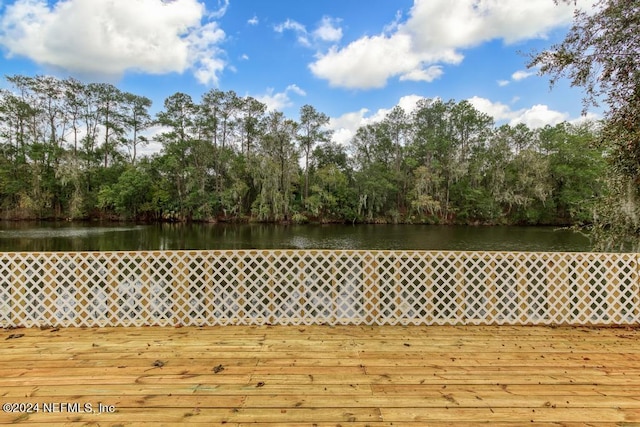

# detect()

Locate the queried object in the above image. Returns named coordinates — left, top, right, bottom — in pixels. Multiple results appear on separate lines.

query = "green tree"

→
left=62, top=78, right=85, bottom=159
left=382, top=106, right=411, bottom=216
left=298, top=104, right=331, bottom=205
left=4, top=75, right=69, bottom=217
left=252, top=111, right=299, bottom=221
left=98, top=166, right=153, bottom=219
left=529, top=0, right=640, bottom=249
left=155, top=92, right=199, bottom=219
left=408, top=99, right=460, bottom=220
left=350, top=122, right=398, bottom=221
left=446, top=100, right=494, bottom=222
left=238, top=96, right=266, bottom=155
left=409, top=166, right=443, bottom=221
left=89, top=83, right=127, bottom=168
left=482, top=125, right=517, bottom=219
left=312, top=141, right=350, bottom=172
left=540, top=122, right=606, bottom=223
left=306, top=164, right=351, bottom=221
left=122, top=92, right=152, bottom=164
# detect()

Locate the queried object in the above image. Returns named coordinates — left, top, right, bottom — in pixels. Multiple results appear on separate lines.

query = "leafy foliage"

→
left=0, top=75, right=606, bottom=230
left=530, top=0, right=640, bottom=250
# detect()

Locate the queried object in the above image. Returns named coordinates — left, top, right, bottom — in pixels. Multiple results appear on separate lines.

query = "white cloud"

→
left=330, top=108, right=370, bottom=145
left=399, top=65, right=443, bottom=83
left=497, top=68, right=538, bottom=86
left=274, top=19, right=311, bottom=47
left=207, top=0, right=229, bottom=20
left=510, top=104, right=569, bottom=128
left=256, top=84, right=306, bottom=111
left=311, top=33, right=440, bottom=89
left=383, top=10, right=404, bottom=35
left=397, top=94, right=423, bottom=111
left=276, top=16, right=344, bottom=48
left=247, top=15, right=259, bottom=26
left=512, top=69, right=535, bottom=81
left=570, top=111, right=601, bottom=126
left=329, top=95, right=423, bottom=145
left=274, top=19, right=306, bottom=34
left=186, top=21, right=226, bottom=85
left=313, top=16, right=342, bottom=43
left=468, top=96, right=570, bottom=128
left=311, top=0, right=585, bottom=89
left=468, top=96, right=515, bottom=122
left=286, top=84, right=306, bottom=97
left=0, top=0, right=228, bottom=84
left=138, top=124, right=168, bottom=157
left=331, top=95, right=590, bottom=147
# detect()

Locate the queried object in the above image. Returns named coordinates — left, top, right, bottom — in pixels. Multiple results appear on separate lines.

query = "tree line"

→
left=529, top=0, right=639, bottom=251
left=0, top=74, right=606, bottom=225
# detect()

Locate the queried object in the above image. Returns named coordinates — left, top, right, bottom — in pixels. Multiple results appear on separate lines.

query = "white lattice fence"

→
left=0, top=251, right=637, bottom=327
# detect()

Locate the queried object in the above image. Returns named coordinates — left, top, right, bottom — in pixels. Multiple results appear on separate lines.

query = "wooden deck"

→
left=2, top=325, right=640, bottom=426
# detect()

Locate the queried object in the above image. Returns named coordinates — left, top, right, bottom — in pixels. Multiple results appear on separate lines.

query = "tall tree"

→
left=350, top=122, right=397, bottom=221
left=122, top=92, right=152, bottom=164
left=89, top=83, right=126, bottom=168
left=529, top=0, right=640, bottom=249
left=62, top=78, right=85, bottom=158
left=540, top=122, right=606, bottom=223
left=219, top=90, right=241, bottom=150
left=238, top=96, right=266, bottom=155
left=253, top=111, right=299, bottom=221
left=155, top=92, right=199, bottom=218
left=298, top=104, right=331, bottom=204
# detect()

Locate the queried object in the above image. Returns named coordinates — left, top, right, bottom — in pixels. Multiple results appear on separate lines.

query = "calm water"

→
left=0, top=222, right=594, bottom=252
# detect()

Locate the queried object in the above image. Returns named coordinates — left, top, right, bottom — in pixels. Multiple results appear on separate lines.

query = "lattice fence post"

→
left=237, top=251, right=246, bottom=325
left=573, top=254, right=590, bottom=324
left=487, top=254, right=499, bottom=324
left=334, top=251, right=345, bottom=325
left=363, top=251, right=379, bottom=325
left=394, top=253, right=404, bottom=325
left=171, top=252, right=183, bottom=326
left=0, top=253, right=12, bottom=327
left=455, top=253, right=465, bottom=325
left=546, top=253, right=570, bottom=325
left=636, top=253, right=640, bottom=322
left=3, top=253, right=19, bottom=327
left=605, top=256, right=617, bottom=324
left=517, top=253, right=529, bottom=324
left=68, top=254, right=81, bottom=326
left=106, top=253, right=118, bottom=326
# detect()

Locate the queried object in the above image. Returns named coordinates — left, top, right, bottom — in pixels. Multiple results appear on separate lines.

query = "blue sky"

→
left=0, top=0, right=598, bottom=152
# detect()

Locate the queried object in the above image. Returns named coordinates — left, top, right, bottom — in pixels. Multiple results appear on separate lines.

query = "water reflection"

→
left=0, top=225, right=143, bottom=239
left=289, top=235, right=360, bottom=249
left=0, top=222, right=595, bottom=252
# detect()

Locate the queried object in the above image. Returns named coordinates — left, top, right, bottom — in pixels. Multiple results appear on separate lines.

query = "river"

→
left=0, top=222, right=594, bottom=252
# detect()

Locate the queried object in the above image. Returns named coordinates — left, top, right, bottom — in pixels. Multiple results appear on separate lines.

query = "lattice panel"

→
left=0, top=251, right=637, bottom=327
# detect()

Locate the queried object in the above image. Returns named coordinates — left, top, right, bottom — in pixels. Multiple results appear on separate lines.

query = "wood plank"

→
left=0, top=407, right=383, bottom=424
left=372, top=383, right=640, bottom=397
left=6, top=365, right=638, bottom=381
left=379, top=407, right=640, bottom=423
left=0, top=383, right=373, bottom=398
left=242, top=393, right=640, bottom=409
left=5, top=324, right=638, bottom=339
left=2, top=325, right=640, bottom=425
left=7, top=351, right=632, bottom=364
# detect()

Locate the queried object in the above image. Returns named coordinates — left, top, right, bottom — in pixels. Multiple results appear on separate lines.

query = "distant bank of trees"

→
left=0, top=74, right=606, bottom=225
